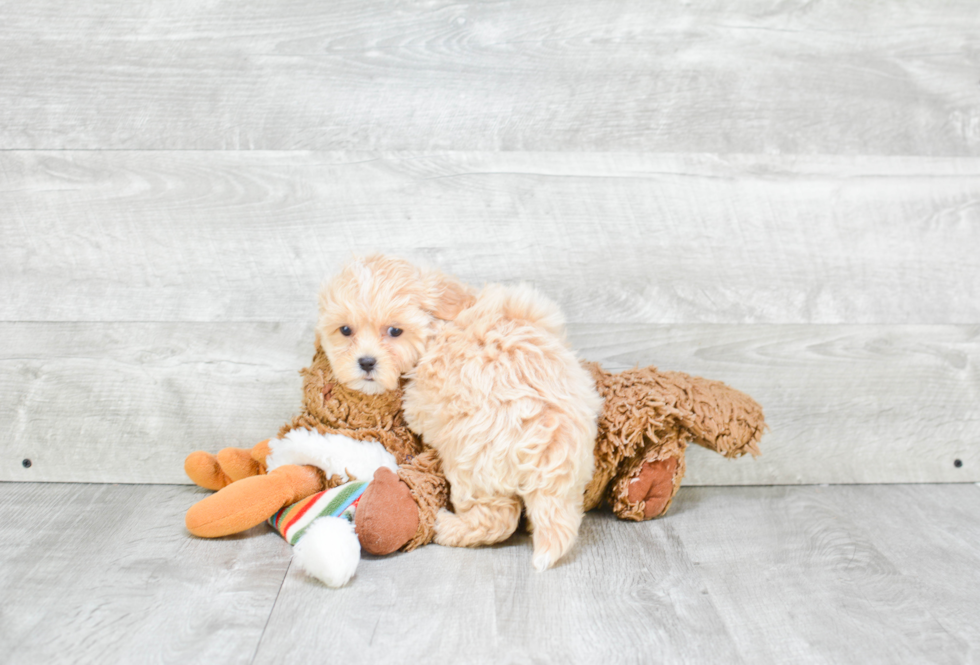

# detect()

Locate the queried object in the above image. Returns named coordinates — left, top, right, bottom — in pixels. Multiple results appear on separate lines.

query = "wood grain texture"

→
left=3, top=484, right=977, bottom=664
left=0, top=322, right=310, bottom=484
left=0, top=482, right=292, bottom=665
left=669, top=485, right=980, bottom=664
left=253, top=509, right=742, bottom=665
left=3, top=321, right=976, bottom=485
left=842, top=484, right=980, bottom=660
left=3, top=151, right=979, bottom=325
left=0, top=1, right=978, bottom=153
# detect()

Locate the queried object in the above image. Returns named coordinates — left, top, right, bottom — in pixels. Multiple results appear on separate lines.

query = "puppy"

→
left=317, top=255, right=602, bottom=570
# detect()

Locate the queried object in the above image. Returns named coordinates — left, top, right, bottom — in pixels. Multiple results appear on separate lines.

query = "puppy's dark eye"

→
left=388, top=327, right=403, bottom=337
left=339, top=325, right=352, bottom=337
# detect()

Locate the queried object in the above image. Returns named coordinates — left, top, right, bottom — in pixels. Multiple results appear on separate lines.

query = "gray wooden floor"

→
left=2, top=481, right=978, bottom=665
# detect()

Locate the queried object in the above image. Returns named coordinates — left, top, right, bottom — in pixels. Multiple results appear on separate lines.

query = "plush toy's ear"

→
left=420, top=267, right=475, bottom=321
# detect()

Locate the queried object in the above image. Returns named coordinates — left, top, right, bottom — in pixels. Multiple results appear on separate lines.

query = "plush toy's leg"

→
left=294, top=517, right=361, bottom=587
left=657, top=372, right=765, bottom=459
left=184, top=451, right=233, bottom=491
left=354, top=467, right=420, bottom=555
left=609, top=436, right=687, bottom=521
left=184, top=439, right=273, bottom=490
left=393, top=450, right=450, bottom=551
left=269, top=481, right=369, bottom=587
left=185, top=463, right=323, bottom=538
left=216, top=440, right=270, bottom=482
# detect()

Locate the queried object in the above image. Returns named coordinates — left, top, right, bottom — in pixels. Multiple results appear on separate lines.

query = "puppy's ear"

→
left=421, top=268, right=475, bottom=321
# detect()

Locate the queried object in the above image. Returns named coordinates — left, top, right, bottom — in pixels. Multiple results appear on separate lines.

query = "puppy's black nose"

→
left=358, top=356, right=377, bottom=373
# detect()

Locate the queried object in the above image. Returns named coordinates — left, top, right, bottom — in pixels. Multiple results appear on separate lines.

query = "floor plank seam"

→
left=248, top=555, right=293, bottom=665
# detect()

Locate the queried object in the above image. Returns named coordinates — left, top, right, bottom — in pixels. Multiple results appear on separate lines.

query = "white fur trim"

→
left=266, top=428, right=397, bottom=481
left=293, top=517, right=361, bottom=587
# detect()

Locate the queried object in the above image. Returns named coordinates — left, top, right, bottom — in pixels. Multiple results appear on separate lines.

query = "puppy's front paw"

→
left=433, top=508, right=463, bottom=547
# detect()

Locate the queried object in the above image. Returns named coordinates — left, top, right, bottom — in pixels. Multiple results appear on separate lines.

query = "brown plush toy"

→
left=185, top=346, right=766, bottom=575
left=184, top=345, right=448, bottom=557
left=583, top=362, right=766, bottom=520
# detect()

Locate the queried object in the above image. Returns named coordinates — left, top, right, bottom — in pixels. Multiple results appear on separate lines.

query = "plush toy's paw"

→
left=627, top=456, right=680, bottom=519
left=184, top=451, right=231, bottom=491
left=354, top=467, right=419, bottom=555
left=294, top=516, right=361, bottom=587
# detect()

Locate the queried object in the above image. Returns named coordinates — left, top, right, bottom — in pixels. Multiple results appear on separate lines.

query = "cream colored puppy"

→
left=317, top=255, right=601, bottom=571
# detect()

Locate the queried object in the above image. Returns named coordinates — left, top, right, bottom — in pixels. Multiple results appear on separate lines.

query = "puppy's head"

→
left=316, top=254, right=473, bottom=395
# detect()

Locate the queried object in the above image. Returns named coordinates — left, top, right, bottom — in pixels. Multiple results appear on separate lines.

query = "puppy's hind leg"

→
left=523, top=489, right=584, bottom=572
left=434, top=497, right=521, bottom=548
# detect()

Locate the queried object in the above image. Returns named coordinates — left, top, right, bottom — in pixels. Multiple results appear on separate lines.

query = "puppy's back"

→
left=454, top=283, right=567, bottom=340
left=406, top=281, right=601, bottom=570
left=408, top=281, right=600, bottom=472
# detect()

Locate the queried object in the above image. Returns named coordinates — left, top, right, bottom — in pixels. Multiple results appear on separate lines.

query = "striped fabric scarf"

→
left=268, top=480, right=369, bottom=545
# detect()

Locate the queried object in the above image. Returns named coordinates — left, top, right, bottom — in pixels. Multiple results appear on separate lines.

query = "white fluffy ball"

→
left=293, top=516, right=362, bottom=588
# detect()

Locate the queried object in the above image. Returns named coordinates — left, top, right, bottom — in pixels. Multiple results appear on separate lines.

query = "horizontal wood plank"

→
left=0, top=482, right=291, bottom=665
left=2, top=321, right=976, bottom=485
left=0, top=1, right=978, bottom=153
left=3, top=151, right=979, bottom=325
left=1, top=322, right=310, bottom=484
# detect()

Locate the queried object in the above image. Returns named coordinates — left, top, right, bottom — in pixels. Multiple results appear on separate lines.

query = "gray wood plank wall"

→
left=3, top=1, right=979, bottom=154
left=2, top=1, right=978, bottom=485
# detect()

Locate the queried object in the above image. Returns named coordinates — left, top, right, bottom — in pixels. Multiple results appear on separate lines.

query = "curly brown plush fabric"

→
left=275, top=346, right=447, bottom=551
left=281, top=352, right=765, bottom=539
left=395, top=450, right=450, bottom=551
left=583, top=362, right=766, bottom=520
